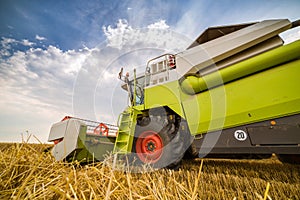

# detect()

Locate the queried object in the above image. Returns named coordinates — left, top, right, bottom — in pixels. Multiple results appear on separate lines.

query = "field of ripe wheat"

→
left=0, top=142, right=299, bottom=199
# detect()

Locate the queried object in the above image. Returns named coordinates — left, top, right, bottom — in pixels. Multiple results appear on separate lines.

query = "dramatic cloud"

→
left=102, top=19, right=134, bottom=49
left=0, top=38, right=97, bottom=142
left=0, top=19, right=192, bottom=142
left=3, top=16, right=298, bottom=143
left=0, top=43, right=94, bottom=108
left=102, top=19, right=190, bottom=51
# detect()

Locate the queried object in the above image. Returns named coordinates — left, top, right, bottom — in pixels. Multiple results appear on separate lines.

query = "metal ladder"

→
left=113, top=108, right=138, bottom=154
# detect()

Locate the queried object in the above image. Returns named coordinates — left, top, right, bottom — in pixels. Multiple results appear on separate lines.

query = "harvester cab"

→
left=119, top=68, right=145, bottom=106
left=118, top=53, right=177, bottom=106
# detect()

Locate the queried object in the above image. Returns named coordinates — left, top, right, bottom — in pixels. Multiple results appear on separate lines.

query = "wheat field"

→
left=0, top=142, right=299, bottom=199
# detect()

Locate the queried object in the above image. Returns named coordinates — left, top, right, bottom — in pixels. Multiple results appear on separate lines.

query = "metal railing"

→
left=63, top=116, right=118, bottom=137
left=145, top=54, right=176, bottom=87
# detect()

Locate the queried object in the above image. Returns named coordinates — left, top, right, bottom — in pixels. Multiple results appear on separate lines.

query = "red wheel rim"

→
left=135, top=131, right=163, bottom=164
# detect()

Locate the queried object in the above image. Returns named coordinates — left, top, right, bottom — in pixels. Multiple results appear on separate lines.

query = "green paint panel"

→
left=69, top=128, right=116, bottom=162
left=183, top=59, right=300, bottom=135
left=141, top=40, right=300, bottom=137
left=181, top=40, right=300, bottom=94
left=84, top=135, right=116, bottom=161
left=144, top=81, right=185, bottom=117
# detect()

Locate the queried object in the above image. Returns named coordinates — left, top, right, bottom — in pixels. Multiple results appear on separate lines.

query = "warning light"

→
left=270, top=120, right=276, bottom=126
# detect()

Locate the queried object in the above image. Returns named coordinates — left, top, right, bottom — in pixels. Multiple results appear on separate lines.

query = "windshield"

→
left=135, top=75, right=145, bottom=105
left=126, top=75, right=145, bottom=106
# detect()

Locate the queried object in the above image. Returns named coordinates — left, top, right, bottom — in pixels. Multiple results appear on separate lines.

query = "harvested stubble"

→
left=0, top=143, right=299, bottom=199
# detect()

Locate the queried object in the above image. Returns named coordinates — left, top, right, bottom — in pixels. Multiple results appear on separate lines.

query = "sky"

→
left=1, top=0, right=300, bottom=143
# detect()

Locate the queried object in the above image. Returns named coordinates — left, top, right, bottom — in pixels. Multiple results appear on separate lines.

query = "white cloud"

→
left=35, top=35, right=46, bottom=41
left=0, top=48, right=11, bottom=57
left=0, top=37, right=36, bottom=57
left=0, top=40, right=98, bottom=142
left=1, top=37, right=35, bottom=47
left=102, top=19, right=134, bottom=49
left=102, top=19, right=191, bottom=51
left=1, top=37, right=17, bottom=45
left=0, top=44, right=92, bottom=108
left=22, top=39, right=35, bottom=46
left=0, top=37, right=17, bottom=57
left=1, top=37, right=16, bottom=50
left=147, top=20, right=169, bottom=29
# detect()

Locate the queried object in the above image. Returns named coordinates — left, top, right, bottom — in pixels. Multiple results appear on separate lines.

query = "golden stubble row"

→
left=0, top=142, right=299, bottom=200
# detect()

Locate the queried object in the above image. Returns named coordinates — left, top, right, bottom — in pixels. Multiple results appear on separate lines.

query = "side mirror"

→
left=118, top=67, right=123, bottom=80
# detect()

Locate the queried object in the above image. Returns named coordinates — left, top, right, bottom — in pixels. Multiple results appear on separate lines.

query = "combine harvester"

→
left=49, top=19, right=300, bottom=168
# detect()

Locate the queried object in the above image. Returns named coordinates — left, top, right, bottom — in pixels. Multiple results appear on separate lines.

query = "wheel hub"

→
left=135, top=131, right=163, bottom=164
left=146, top=141, right=156, bottom=152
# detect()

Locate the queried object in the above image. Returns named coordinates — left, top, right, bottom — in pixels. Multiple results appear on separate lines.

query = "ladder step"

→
left=115, top=145, right=128, bottom=152
left=120, top=120, right=130, bottom=123
left=121, top=115, right=130, bottom=119
left=116, top=137, right=130, bottom=142
left=116, top=140, right=129, bottom=143
left=113, top=110, right=137, bottom=153
left=118, top=130, right=130, bottom=133
left=119, top=124, right=130, bottom=129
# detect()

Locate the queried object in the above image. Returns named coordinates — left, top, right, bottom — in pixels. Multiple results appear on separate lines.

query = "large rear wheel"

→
left=133, top=114, right=189, bottom=169
left=135, top=130, right=165, bottom=164
left=183, top=142, right=198, bottom=159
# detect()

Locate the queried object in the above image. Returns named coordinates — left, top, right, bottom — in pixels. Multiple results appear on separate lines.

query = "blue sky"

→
left=1, top=0, right=300, bottom=143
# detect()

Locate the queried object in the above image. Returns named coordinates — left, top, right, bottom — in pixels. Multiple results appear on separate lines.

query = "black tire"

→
left=277, top=154, right=300, bottom=164
left=183, top=142, right=198, bottom=159
left=132, top=114, right=188, bottom=169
